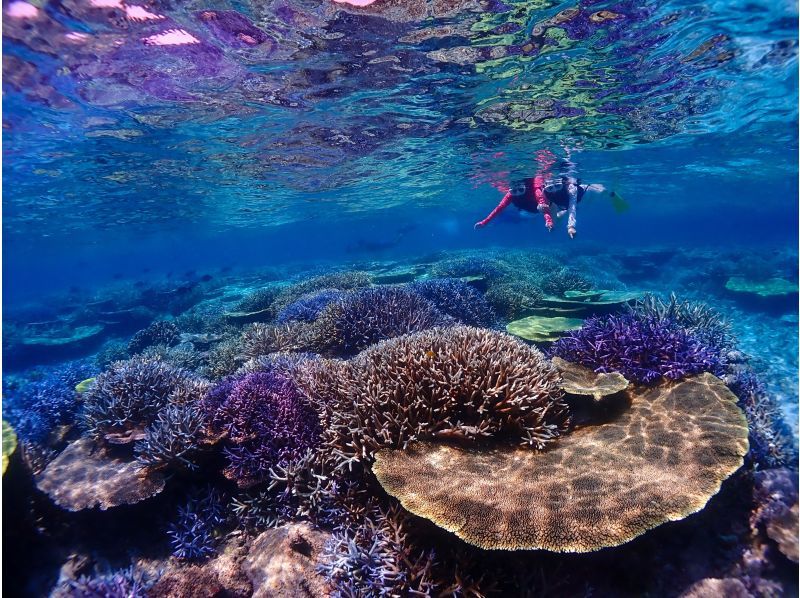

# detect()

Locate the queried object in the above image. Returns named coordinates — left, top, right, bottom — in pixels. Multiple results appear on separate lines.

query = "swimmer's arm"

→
left=567, top=182, right=578, bottom=238
left=475, top=192, right=512, bottom=229
left=583, top=183, right=606, bottom=193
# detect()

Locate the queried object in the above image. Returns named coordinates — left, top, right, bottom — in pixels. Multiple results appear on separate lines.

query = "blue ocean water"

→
left=3, top=0, right=799, bottom=595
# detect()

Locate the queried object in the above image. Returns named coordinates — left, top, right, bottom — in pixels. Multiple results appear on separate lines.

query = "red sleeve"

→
left=478, top=191, right=513, bottom=226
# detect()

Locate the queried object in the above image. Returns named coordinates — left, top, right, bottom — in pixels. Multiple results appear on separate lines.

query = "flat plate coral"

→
left=36, top=438, right=165, bottom=511
left=373, top=373, right=748, bottom=552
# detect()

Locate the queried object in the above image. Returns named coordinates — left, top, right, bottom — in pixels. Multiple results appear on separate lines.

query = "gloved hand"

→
left=474, top=221, right=485, bottom=230
left=568, top=226, right=577, bottom=239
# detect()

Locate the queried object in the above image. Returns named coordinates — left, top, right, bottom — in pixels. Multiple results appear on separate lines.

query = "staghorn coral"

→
left=236, top=351, right=316, bottom=377
left=83, top=356, right=195, bottom=444
left=127, top=320, right=180, bottom=355
left=141, top=342, right=207, bottom=371
left=203, top=372, right=321, bottom=487
left=135, top=402, right=207, bottom=471
left=313, top=287, right=454, bottom=357
left=373, top=373, right=749, bottom=552
left=485, top=281, right=544, bottom=321
left=728, top=369, right=798, bottom=468
left=3, top=359, right=98, bottom=445
left=630, top=293, right=737, bottom=354
left=169, top=488, right=228, bottom=561
left=241, top=322, right=321, bottom=358
left=409, top=278, right=496, bottom=327
left=52, top=566, right=155, bottom=598
left=542, top=267, right=593, bottom=297
left=271, top=271, right=373, bottom=315
left=298, top=326, right=569, bottom=469
left=203, top=335, right=245, bottom=379
left=275, top=289, right=343, bottom=324
left=318, top=504, right=438, bottom=598
left=551, top=313, right=725, bottom=384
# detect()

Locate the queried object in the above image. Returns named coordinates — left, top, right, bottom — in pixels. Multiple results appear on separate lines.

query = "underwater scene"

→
left=2, top=0, right=799, bottom=595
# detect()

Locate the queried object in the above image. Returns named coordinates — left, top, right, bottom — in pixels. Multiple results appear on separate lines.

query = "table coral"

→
left=373, top=373, right=749, bottom=551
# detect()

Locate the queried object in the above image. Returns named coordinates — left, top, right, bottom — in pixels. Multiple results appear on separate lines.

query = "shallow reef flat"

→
left=2, top=245, right=798, bottom=597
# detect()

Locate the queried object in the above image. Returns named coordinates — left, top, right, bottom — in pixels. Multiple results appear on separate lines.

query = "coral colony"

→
left=3, top=250, right=797, bottom=596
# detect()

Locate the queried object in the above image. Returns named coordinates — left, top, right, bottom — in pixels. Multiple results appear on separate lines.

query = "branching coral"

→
left=203, top=336, right=245, bottom=380
left=276, top=289, right=343, bottom=323
left=551, top=313, right=725, bottom=384
left=318, top=504, right=438, bottom=598
left=728, top=369, right=798, bottom=468
left=135, top=402, right=207, bottom=471
left=168, top=488, right=227, bottom=561
left=630, top=293, right=737, bottom=354
left=297, top=326, right=568, bottom=469
left=409, top=278, right=496, bottom=327
left=313, top=287, right=454, bottom=357
left=127, top=320, right=180, bottom=355
left=95, top=341, right=130, bottom=369
left=542, top=267, right=593, bottom=297
left=52, top=566, right=155, bottom=598
left=241, top=322, right=321, bottom=359
left=271, top=271, right=372, bottom=315
left=203, top=372, right=321, bottom=487
left=3, top=359, right=98, bottom=445
left=83, top=356, right=195, bottom=444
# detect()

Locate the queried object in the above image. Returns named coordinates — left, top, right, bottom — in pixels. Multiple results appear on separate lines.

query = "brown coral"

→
left=241, top=322, right=321, bottom=358
left=296, top=326, right=569, bottom=469
left=372, top=373, right=748, bottom=552
left=36, top=438, right=165, bottom=511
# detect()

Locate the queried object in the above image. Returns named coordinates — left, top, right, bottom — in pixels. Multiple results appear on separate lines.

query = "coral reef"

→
left=313, top=286, right=454, bottom=356
left=551, top=313, right=725, bottom=384
left=234, top=286, right=282, bottom=315
left=409, top=278, right=496, bottom=327
left=297, top=326, right=569, bottom=468
left=203, top=372, right=321, bottom=487
left=429, top=255, right=509, bottom=282
left=95, top=340, right=130, bottom=369
left=542, top=267, right=593, bottom=297
left=3, top=359, right=98, bottom=445
left=203, top=336, right=245, bottom=379
left=240, top=322, right=321, bottom=358
left=168, top=488, right=228, bottom=561
left=83, top=356, right=195, bottom=444
left=52, top=566, right=155, bottom=598
left=127, top=320, right=180, bottom=355
left=373, top=373, right=749, bottom=551
left=271, top=271, right=372, bottom=315
left=485, top=280, right=544, bottom=321
left=275, top=289, right=343, bottom=323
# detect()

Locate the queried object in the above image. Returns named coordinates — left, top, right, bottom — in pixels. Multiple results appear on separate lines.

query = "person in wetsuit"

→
left=474, top=150, right=607, bottom=238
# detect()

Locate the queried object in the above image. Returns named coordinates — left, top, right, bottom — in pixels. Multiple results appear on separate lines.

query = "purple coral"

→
left=551, top=314, right=725, bottom=384
left=316, top=287, right=453, bottom=356
left=276, top=289, right=343, bottom=324
left=3, top=359, right=98, bottom=444
left=204, top=372, right=320, bottom=487
left=52, top=566, right=154, bottom=598
left=409, top=279, right=496, bottom=327
left=168, top=488, right=227, bottom=561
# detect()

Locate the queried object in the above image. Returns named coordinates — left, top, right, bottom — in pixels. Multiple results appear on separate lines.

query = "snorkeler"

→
left=474, top=150, right=608, bottom=238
